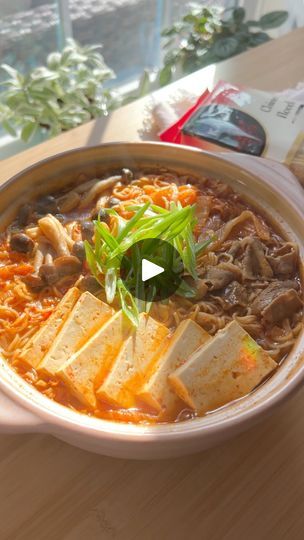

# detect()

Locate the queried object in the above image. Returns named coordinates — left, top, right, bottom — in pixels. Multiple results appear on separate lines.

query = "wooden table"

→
left=1, top=28, right=304, bottom=540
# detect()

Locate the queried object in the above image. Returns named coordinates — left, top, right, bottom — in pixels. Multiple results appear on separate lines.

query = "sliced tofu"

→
left=58, top=310, right=131, bottom=408
left=169, top=320, right=277, bottom=415
left=97, top=314, right=169, bottom=408
left=38, top=291, right=114, bottom=376
left=98, top=336, right=134, bottom=407
left=19, top=287, right=80, bottom=368
left=138, top=319, right=210, bottom=417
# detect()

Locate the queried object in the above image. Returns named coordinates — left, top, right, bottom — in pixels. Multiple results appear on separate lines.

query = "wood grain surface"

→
left=1, top=28, right=304, bottom=540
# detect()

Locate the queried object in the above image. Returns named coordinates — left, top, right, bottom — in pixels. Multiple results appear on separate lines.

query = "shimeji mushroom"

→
left=57, top=191, right=81, bottom=213
left=78, top=175, right=124, bottom=209
left=9, top=232, right=35, bottom=254
left=38, top=215, right=74, bottom=256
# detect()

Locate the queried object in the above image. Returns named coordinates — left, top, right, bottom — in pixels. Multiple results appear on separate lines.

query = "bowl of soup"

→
left=0, top=142, right=303, bottom=459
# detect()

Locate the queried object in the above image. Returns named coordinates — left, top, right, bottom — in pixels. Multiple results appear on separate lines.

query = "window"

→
left=0, top=1, right=62, bottom=83
left=0, top=0, right=261, bottom=158
left=70, top=0, right=237, bottom=86
left=0, top=1, right=237, bottom=87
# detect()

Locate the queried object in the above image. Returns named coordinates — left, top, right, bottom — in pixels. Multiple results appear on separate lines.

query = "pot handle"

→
left=222, top=153, right=304, bottom=211
left=0, top=387, right=42, bottom=433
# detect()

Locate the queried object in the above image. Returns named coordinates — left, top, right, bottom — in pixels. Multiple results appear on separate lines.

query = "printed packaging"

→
left=160, top=81, right=304, bottom=185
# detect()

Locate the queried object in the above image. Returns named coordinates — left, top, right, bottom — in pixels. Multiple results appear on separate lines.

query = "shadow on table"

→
left=85, top=115, right=111, bottom=147
left=1, top=390, right=304, bottom=540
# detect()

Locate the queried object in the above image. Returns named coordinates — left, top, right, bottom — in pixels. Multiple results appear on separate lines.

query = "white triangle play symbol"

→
left=142, top=258, right=164, bottom=282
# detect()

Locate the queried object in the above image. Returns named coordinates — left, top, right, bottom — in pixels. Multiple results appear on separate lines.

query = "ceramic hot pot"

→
left=0, top=142, right=303, bottom=459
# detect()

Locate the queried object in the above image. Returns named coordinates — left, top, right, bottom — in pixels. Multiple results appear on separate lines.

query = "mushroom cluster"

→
left=9, top=170, right=133, bottom=291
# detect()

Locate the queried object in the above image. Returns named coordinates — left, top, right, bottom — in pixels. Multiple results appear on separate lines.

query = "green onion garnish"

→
left=84, top=202, right=210, bottom=326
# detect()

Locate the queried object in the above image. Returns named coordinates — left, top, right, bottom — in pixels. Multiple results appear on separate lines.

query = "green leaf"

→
left=20, top=122, right=37, bottom=142
left=31, top=67, right=59, bottom=81
left=196, top=51, right=218, bottom=69
left=194, top=16, right=208, bottom=32
left=183, top=13, right=198, bottom=24
left=221, top=19, right=236, bottom=31
left=159, top=64, right=173, bottom=87
left=1, top=64, right=20, bottom=80
left=47, top=52, right=62, bottom=70
left=259, top=11, right=288, bottom=29
left=137, top=70, right=151, bottom=98
left=213, top=37, right=239, bottom=59
left=161, top=27, right=177, bottom=37
left=249, top=32, right=271, bottom=47
left=163, top=48, right=180, bottom=67
left=163, top=38, right=176, bottom=50
left=161, top=22, right=185, bottom=37
left=233, top=7, right=245, bottom=24
left=246, top=20, right=261, bottom=27
left=1, top=119, right=17, bottom=137
left=234, top=28, right=250, bottom=44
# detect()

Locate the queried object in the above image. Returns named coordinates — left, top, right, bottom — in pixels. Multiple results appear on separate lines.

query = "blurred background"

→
left=0, top=0, right=302, bottom=157
left=0, top=0, right=300, bottom=87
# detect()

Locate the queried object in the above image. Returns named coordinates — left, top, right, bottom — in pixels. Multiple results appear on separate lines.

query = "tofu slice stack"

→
left=19, top=287, right=81, bottom=368
left=138, top=319, right=210, bottom=418
left=169, top=320, right=277, bottom=415
left=97, top=313, right=169, bottom=408
left=38, top=291, right=114, bottom=376
left=58, top=310, right=132, bottom=408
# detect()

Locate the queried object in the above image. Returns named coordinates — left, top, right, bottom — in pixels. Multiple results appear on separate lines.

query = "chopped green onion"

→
left=85, top=201, right=210, bottom=325
left=117, top=278, right=139, bottom=327
left=105, top=267, right=117, bottom=304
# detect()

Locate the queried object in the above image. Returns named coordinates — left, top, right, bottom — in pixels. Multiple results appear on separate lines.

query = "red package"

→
left=160, top=81, right=304, bottom=165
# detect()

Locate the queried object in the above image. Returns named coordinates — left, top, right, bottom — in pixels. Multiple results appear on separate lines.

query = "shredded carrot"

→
left=177, top=185, right=197, bottom=206
left=0, top=263, right=34, bottom=280
left=143, top=185, right=156, bottom=195
left=118, top=204, right=135, bottom=220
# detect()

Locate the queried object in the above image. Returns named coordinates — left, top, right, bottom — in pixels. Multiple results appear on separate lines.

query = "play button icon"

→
left=120, top=238, right=184, bottom=302
left=142, top=259, right=164, bottom=282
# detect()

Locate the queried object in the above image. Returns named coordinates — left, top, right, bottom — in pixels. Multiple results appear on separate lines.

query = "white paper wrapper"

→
left=139, top=90, right=197, bottom=139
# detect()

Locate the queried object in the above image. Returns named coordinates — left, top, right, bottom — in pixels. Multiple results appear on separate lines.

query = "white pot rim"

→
left=0, top=142, right=303, bottom=453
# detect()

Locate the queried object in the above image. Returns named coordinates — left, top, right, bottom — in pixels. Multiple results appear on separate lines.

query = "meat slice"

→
left=204, top=263, right=242, bottom=291
left=242, top=237, right=273, bottom=279
left=228, top=240, right=241, bottom=259
left=267, top=243, right=298, bottom=278
left=221, top=281, right=248, bottom=310
left=251, top=281, right=302, bottom=324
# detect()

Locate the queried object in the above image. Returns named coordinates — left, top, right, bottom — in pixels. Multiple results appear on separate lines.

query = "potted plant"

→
left=125, top=5, right=288, bottom=103
left=0, top=39, right=115, bottom=144
left=159, top=4, right=289, bottom=85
